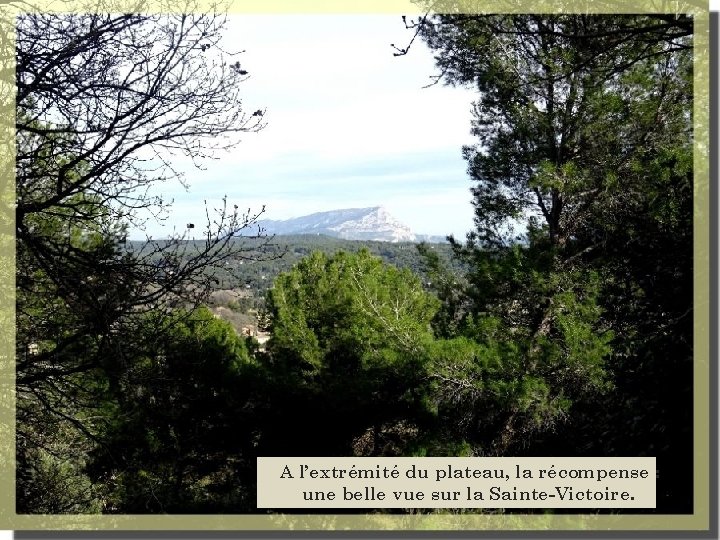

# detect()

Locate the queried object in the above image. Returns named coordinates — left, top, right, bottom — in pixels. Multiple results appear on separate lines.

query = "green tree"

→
left=86, top=307, right=262, bottom=513
left=409, top=12, right=693, bottom=510
left=16, top=190, right=135, bottom=513
left=420, top=266, right=613, bottom=457
left=416, top=242, right=470, bottom=338
left=411, top=14, right=691, bottom=250
left=262, top=250, right=440, bottom=457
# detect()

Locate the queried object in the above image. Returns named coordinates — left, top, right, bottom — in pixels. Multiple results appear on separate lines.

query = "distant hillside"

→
left=124, top=234, right=464, bottom=302
left=218, top=234, right=460, bottom=291
left=256, top=206, right=447, bottom=243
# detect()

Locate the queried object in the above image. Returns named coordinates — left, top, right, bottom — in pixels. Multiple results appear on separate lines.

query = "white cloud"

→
left=133, top=14, right=480, bottom=241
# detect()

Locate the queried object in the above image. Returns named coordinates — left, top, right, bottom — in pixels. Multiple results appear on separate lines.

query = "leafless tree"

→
left=14, top=5, right=274, bottom=372
left=9, top=6, right=278, bottom=509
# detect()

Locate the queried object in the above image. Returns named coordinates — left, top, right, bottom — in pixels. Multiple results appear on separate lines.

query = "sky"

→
left=139, top=14, right=480, bottom=240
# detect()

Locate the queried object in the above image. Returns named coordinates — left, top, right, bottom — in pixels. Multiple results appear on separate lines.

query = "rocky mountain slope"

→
left=257, top=206, right=421, bottom=243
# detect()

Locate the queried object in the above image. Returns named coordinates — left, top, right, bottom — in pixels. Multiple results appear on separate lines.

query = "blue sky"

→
left=140, top=14, right=479, bottom=240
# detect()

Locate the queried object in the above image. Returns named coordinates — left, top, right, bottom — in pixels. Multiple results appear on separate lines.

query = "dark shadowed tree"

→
left=403, top=12, right=693, bottom=511
left=85, top=307, right=262, bottom=513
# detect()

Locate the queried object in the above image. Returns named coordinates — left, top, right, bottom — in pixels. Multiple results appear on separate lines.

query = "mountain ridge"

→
left=256, top=206, right=446, bottom=243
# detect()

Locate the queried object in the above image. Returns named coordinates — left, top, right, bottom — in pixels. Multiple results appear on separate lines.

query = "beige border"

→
left=0, top=0, right=711, bottom=532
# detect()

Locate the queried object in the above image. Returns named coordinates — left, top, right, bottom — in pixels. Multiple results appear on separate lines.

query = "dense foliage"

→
left=261, top=250, right=439, bottom=458
left=412, top=12, right=694, bottom=511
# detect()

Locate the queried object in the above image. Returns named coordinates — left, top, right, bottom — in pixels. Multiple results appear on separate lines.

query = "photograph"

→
left=0, top=0, right=713, bottom=534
